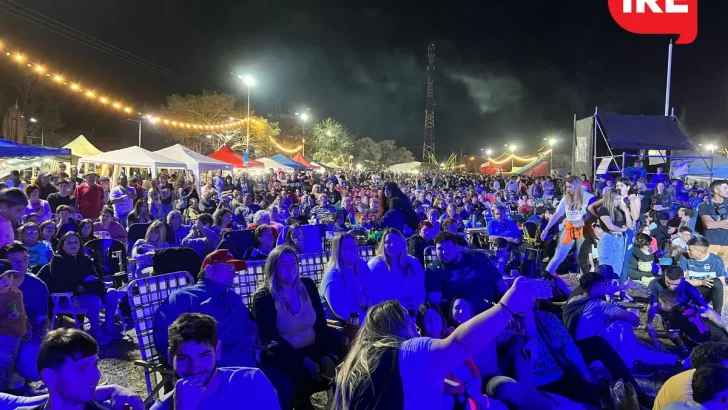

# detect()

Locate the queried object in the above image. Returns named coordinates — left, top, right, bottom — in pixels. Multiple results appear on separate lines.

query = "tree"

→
left=355, top=137, right=383, bottom=168
left=308, top=118, right=354, bottom=164
left=161, top=91, right=281, bottom=155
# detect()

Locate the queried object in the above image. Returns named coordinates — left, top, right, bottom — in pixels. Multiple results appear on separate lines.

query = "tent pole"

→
left=592, top=108, right=598, bottom=183
left=665, top=40, right=673, bottom=116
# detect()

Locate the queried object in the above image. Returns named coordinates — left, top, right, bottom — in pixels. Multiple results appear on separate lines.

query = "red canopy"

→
left=292, top=152, right=317, bottom=168
left=208, top=146, right=263, bottom=168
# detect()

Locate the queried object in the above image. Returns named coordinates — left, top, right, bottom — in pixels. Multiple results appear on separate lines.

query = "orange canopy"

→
left=292, top=152, right=317, bottom=168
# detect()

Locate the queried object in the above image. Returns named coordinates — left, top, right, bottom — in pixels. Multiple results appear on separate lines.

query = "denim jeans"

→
left=599, top=233, right=626, bottom=278
left=0, top=335, right=21, bottom=391
left=158, top=203, right=173, bottom=222
left=74, top=289, right=121, bottom=333
left=546, top=229, right=585, bottom=274
left=16, top=334, right=41, bottom=381
left=619, top=229, right=634, bottom=284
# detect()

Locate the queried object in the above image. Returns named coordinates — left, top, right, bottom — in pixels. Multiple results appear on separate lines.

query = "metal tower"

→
left=423, top=44, right=436, bottom=162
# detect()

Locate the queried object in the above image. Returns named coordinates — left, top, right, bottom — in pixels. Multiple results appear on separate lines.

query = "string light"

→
left=0, top=39, right=304, bottom=153
left=486, top=151, right=549, bottom=165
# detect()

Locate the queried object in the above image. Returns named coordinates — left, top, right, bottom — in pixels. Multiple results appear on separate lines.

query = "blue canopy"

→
left=0, top=139, right=71, bottom=158
left=269, top=154, right=310, bottom=171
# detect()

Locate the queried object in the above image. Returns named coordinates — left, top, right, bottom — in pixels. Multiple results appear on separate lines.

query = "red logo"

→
left=608, top=0, right=698, bottom=44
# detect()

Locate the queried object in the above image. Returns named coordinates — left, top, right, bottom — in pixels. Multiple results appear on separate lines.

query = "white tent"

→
left=78, top=146, right=187, bottom=178
left=387, top=161, right=425, bottom=172
left=257, top=157, right=294, bottom=172
left=155, top=144, right=232, bottom=192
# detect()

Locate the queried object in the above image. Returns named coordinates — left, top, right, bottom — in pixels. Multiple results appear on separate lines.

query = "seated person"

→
left=415, top=302, right=493, bottom=410
left=679, top=236, right=726, bottom=314
left=407, top=221, right=436, bottom=266
left=367, top=228, right=426, bottom=313
left=181, top=213, right=220, bottom=257
left=131, top=221, right=170, bottom=277
left=487, top=206, right=521, bottom=243
left=54, top=205, right=78, bottom=238
left=380, top=198, right=406, bottom=233
left=653, top=342, right=728, bottom=410
left=4, top=385, right=141, bottom=409
left=19, top=222, right=53, bottom=267
left=426, top=232, right=508, bottom=315
left=152, top=249, right=293, bottom=409
left=627, top=233, right=660, bottom=281
left=281, top=224, right=306, bottom=254
left=647, top=266, right=728, bottom=347
left=47, top=232, right=122, bottom=344
left=564, top=271, right=678, bottom=369
left=211, top=208, right=234, bottom=235
left=657, top=290, right=728, bottom=349
left=441, top=218, right=468, bottom=247
left=150, top=313, right=281, bottom=410
left=243, top=225, right=275, bottom=260
left=252, top=246, right=338, bottom=410
left=183, top=198, right=201, bottom=222
left=77, top=219, right=96, bottom=244
left=286, top=204, right=308, bottom=226
left=320, top=233, right=375, bottom=322
left=126, top=200, right=152, bottom=226
left=672, top=227, right=693, bottom=252
left=0, top=262, right=29, bottom=392
left=332, top=210, right=349, bottom=233
left=17, top=328, right=143, bottom=410
left=166, top=210, right=191, bottom=247
left=93, top=206, right=127, bottom=243
left=39, top=220, right=58, bottom=250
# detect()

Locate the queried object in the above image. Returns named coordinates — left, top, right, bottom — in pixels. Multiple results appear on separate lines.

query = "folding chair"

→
left=423, top=246, right=437, bottom=268
left=357, top=245, right=375, bottom=263
left=127, top=271, right=194, bottom=404
left=299, top=252, right=330, bottom=285
left=126, top=223, right=151, bottom=255
left=86, top=238, right=128, bottom=287
left=232, top=260, right=265, bottom=310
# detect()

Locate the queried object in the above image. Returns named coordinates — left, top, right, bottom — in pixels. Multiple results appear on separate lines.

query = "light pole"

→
left=300, top=113, right=309, bottom=135
left=29, top=117, right=43, bottom=146
left=486, top=149, right=492, bottom=158
left=128, top=116, right=157, bottom=147
left=509, top=145, right=516, bottom=171
left=239, top=75, right=255, bottom=152
left=548, top=138, right=556, bottom=171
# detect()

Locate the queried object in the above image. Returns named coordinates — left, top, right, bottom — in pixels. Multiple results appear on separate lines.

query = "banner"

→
left=573, top=117, right=594, bottom=180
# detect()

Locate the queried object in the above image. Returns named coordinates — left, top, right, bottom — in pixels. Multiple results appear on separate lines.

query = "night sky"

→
left=1, top=0, right=727, bottom=160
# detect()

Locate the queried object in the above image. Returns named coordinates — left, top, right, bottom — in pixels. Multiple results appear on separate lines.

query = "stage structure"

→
left=572, top=108, right=714, bottom=183
left=422, top=44, right=436, bottom=163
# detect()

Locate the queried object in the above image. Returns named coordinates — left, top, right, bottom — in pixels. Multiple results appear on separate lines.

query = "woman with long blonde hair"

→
left=596, top=189, right=632, bottom=276
left=333, top=278, right=539, bottom=410
left=320, top=232, right=374, bottom=321
left=253, top=246, right=338, bottom=410
left=368, top=228, right=425, bottom=312
left=540, top=175, right=595, bottom=274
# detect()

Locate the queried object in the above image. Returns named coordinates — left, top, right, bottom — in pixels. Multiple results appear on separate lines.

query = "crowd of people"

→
left=0, top=159, right=728, bottom=409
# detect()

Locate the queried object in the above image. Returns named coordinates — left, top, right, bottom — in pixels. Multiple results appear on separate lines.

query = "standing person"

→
left=34, top=173, right=57, bottom=201
left=46, top=179, right=75, bottom=214
left=378, top=182, right=418, bottom=232
left=3, top=170, right=25, bottom=190
left=540, top=175, right=595, bottom=275
left=652, top=182, right=674, bottom=221
left=0, top=260, right=29, bottom=392
left=331, top=278, right=539, bottom=409
left=157, top=174, right=174, bottom=222
left=698, top=179, right=728, bottom=267
left=150, top=313, right=281, bottom=410
left=24, top=185, right=52, bottom=224
left=596, top=189, right=632, bottom=276
left=0, top=188, right=28, bottom=249
left=73, top=172, right=104, bottom=220
left=109, top=175, right=136, bottom=228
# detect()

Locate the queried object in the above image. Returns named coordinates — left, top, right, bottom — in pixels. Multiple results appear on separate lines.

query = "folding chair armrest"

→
left=50, top=292, right=75, bottom=302
left=254, top=340, right=278, bottom=351
left=133, top=360, right=175, bottom=376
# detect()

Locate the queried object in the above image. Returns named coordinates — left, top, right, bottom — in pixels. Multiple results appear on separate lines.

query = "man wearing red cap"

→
left=152, top=249, right=294, bottom=409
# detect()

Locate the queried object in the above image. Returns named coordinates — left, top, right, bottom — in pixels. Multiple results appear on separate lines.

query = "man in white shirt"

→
left=109, top=175, right=136, bottom=228
left=151, top=313, right=281, bottom=410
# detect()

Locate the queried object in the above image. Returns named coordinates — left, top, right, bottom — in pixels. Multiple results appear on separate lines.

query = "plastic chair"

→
left=217, top=230, right=255, bottom=260
left=86, top=238, right=128, bottom=286
left=127, top=223, right=151, bottom=255
left=38, top=264, right=90, bottom=330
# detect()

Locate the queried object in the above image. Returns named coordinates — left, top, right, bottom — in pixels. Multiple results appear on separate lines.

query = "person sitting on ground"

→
left=4, top=384, right=142, bottom=410
left=126, top=199, right=152, bottom=226
left=243, top=225, right=275, bottom=261
left=653, top=342, right=728, bottom=410
left=18, top=223, right=53, bottom=268
left=563, top=271, right=678, bottom=369
left=47, top=232, right=122, bottom=344
left=77, top=219, right=96, bottom=244
left=678, top=236, right=726, bottom=315
left=253, top=246, right=339, bottom=410
left=24, top=185, right=52, bottom=224
left=0, top=260, right=30, bottom=393
left=627, top=233, right=660, bottom=281
left=672, top=227, right=694, bottom=253
left=0, top=243, right=47, bottom=389
left=16, top=328, right=144, bottom=410
left=416, top=301, right=496, bottom=410
left=320, top=233, right=375, bottom=322
left=93, top=206, right=126, bottom=243
left=487, top=206, right=522, bottom=243
left=426, top=232, right=508, bottom=315
left=662, top=364, right=728, bottom=410
left=149, top=313, right=281, bottom=410
left=657, top=290, right=728, bottom=351
left=368, top=228, right=426, bottom=313
left=131, top=221, right=170, bottom=277
left=181, top=213, right=220, bottom=258
left=152, top=249, right=294, bottom=409
left=166, top=210, right=191, bottom=247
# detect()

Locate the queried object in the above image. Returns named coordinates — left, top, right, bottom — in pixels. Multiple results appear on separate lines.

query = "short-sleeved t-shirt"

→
left=425, top=251, right=502, bottom=314
left=0, top=214, right=13, bottom=249
left=18, top=273, right=49, bottom=326
left=572, top=296, right=623, bottom=341
left=679, top=254, right=726, bottom=280
left=399, top=337, right=444, bottom=410
left=597, top=207, right=624, bottom=233
left=151, top=367, right=281, bottom=410
left=25, top=241, right=53, bottom=266
left=73, top=183, right=104, bottom=219
left=556, top=192, right=595, bottom=228
left=110, top=186, right=135, bottom=215
left=698, top=201, right=728, bottom=245
left=648, top=277, right=708, bottom=309
left=653, top=369, right=696, bottom=410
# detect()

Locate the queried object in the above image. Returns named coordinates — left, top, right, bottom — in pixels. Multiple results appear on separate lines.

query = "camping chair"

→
left=423, top=246, right=437, bottom=268
left=299, top=252, right=331, bottom=285
left=126, top=223, right=151, bottom=255
left=231, top=260, right=265, bottom=311
left=217, top=230, right=255, bottom=260
left=86, top=238, right=128, bottom=287
left=522, top=221, right=539, bottom=245
left=127, top=271, right=194, bottom=404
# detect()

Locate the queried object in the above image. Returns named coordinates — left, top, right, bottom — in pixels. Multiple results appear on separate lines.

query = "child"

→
left=19, top=223, right=53, bottom=267
left=657, top=289, right=728, bottom=351
left=55, top=205, right=78, bottom=238
left=0, top=188, right=29, bottom=249
left=0, top=260, right=29, bottom=392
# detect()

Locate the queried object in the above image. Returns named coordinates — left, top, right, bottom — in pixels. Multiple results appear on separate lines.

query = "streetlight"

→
left=707, top=143, right=717, bottom=154
left=486, top=149, right=492, bottom=158
left=29, top=117, right=44, bottom=146
left=509, top=145, right=516, bottom=171
left=548, top=138, right=556, bottom=171
left=237, top=75, right=255, bottom=153
left=356, top=163, right=362, bottom=170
